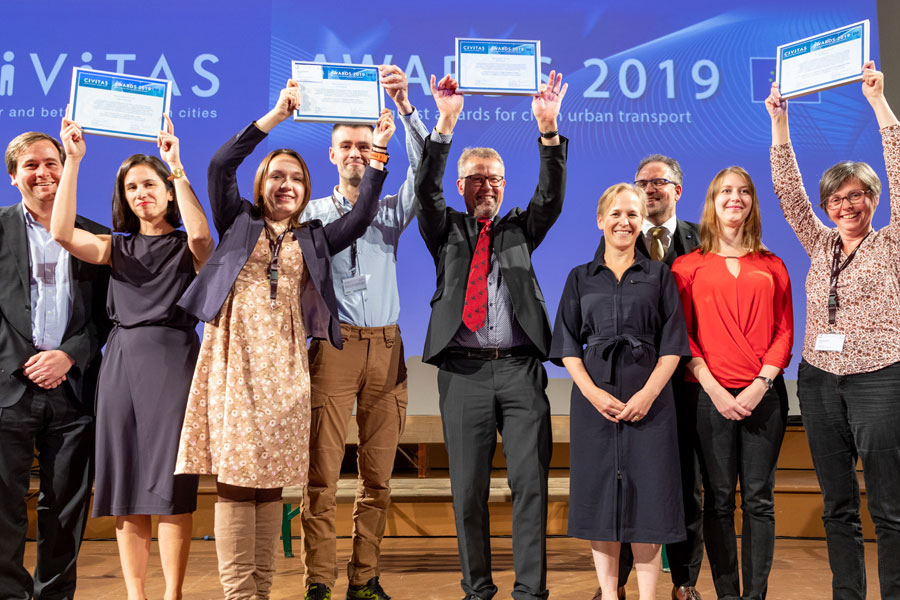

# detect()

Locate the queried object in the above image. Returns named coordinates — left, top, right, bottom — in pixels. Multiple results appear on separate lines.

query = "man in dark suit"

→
left=607, top=154, right=702, bottom=600
left=414, top=71, right=567, bottom=600
left=0, top=131, right=109, bottom=600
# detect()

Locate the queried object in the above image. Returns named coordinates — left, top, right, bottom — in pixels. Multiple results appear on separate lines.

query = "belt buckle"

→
left=487, top=347, right=501, bottom=360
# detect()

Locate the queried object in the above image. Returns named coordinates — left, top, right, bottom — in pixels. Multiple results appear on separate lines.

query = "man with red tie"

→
left=414, top=71, right=567, bottom=600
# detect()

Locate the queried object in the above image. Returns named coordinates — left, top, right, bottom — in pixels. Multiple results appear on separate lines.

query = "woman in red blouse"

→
left=671, top=167, right=793, bottom=600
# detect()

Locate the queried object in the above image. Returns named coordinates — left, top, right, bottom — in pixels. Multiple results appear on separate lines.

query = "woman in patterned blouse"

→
left=766, top=61, right=900, bottom=599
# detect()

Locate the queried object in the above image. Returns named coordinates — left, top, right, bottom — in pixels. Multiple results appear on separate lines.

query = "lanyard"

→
left=330, top=191, right=358, bottom=276
left=828, top=230, right=871, bottom=325
left=264, top=225, right=289, bottom=309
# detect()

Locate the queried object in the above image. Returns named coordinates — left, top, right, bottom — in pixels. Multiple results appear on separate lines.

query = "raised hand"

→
left=430, top=74, right=464, bottom=134
left=532, top=70, right=567, bottom=131
left=379, top=64, right=413, bottom=115
left=157, top=114, right=183, bottom=170
left=765, top=82, right=788, bottom=120
left=59, top=115, right=85, bottom=160
left=257, top=79, right=301, bottom=133
left=861, top=60, right=884, bottom=101
left=372, top=108, right=396, bottom=148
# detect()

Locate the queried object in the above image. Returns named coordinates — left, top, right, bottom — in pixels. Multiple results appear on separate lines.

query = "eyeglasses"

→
left=463, top=175, right=505, bottom=188
left=826, top=189, right=869, bottom=209
left=634, top=178, right=677, bottom=190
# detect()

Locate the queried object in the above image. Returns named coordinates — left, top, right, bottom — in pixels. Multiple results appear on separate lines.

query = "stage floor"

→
left=29, top=536, right=880, bottom=599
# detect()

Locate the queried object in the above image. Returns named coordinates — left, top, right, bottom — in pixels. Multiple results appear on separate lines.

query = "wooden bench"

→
left=279, top=475, right=570, bottom=557
left=278, top=414, right=570, bottom=558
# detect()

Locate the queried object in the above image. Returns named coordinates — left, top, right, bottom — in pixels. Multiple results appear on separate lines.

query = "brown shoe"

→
left=672, top=585, right=702, bottom=600
left=592, top=587, right=626, bottom=600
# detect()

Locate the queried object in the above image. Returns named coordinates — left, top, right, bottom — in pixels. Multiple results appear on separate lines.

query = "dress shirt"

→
left=450, top=240, right=531, bottom=350
left=23, top=202, right=73, bottom=350
left=303, top=109, right=428, bottom=327
left=641, top=213, right=677, bottom=257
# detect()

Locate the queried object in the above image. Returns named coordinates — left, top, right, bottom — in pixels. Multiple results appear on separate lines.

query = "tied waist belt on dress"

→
left=586, top=333, right=655, bottom=384
left=444, top=345, right=540, bottom=361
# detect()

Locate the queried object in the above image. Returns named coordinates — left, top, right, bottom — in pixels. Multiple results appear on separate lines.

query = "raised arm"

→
left=765, top=82, right=829, bottom=253
left=379, top=64, right=429, bottom=230
left=522, top=71, right=568, bottom=248
left=208, top=80, right=300, bottom=236
left=860, top=63, right=900, bottom=229
left=157, top=115, right=214, bottom=270
left=321, top=110, right=393, bottom=254
left=50, top=117, right=112, bottom=265
left=415, top=75, right=464, bottom=258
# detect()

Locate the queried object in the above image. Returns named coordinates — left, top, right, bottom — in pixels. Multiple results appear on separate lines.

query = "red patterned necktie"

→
left=463, top=218, right=493, bottom=332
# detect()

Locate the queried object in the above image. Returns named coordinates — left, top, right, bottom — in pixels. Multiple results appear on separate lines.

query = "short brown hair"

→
left=112, top=155, right=182, bottom=234
left=698, top=166, right=768, bottom=255
left=597, top=183, right=648, bottom=217
left=457, top=147, right=504, bottom=178
left=5, top=132, right=65, bottom=175
left=252, top=149, right=311, bottom=228
left=331, top=123, right=374, bottom=142
left=818, top=161, right=881, bottom=211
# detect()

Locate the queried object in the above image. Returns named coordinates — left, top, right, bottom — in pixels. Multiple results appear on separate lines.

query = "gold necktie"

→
left=649, top=227, right=667, bottom=261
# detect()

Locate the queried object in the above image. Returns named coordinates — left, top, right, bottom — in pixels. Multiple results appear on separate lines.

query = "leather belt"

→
left=444, top=346, right=539, bottom=360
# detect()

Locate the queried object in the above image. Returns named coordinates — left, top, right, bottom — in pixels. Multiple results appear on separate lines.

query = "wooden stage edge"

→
left=29, top=537, right=882, bottom=599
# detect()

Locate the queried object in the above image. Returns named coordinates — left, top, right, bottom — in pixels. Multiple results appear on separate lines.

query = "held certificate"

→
left=291, top=62, right=383, bottom=124
left=456, top=38, right=541, bottom=95
left=777, top=20, right=870, bottom=99
left=69, top=68, right=171, bottom=141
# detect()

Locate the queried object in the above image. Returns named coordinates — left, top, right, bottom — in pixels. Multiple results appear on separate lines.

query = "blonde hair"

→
left=597, top=183, right=648, bottom=217
left=698, top=166, right=768, bottom=255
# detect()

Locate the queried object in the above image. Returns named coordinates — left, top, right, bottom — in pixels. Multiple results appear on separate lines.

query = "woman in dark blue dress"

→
left=52, top=115, right=214, bottom=600
left=551, top=183, right=689, bottom=600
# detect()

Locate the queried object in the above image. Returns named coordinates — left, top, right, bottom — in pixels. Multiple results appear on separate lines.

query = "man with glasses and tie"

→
left=605, top=154, right=703, bottom=600
left=414, top=71, right=567, bottom=600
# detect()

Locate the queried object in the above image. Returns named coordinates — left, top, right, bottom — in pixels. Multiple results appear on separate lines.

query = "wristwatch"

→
left=754, top=376, right=774, bottom=389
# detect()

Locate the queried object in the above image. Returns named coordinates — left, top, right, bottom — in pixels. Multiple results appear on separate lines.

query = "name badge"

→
left=814, top=333, right=845, bottom=352
left=342, top=274, right=367, bottom=295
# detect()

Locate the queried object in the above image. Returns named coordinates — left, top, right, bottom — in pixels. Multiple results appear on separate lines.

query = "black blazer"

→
left=0, top=204, right=110, bottom=409
left=177, top=123, right=386, bottom=349
left=597, top=218, right=699, bottom=268
left=415, top=136, right=568, bottom=365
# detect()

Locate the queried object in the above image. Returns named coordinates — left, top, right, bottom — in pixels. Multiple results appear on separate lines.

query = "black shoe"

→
left=346, top=576, right=390, bottom=600
left=306, top=583, right=332, bottom=600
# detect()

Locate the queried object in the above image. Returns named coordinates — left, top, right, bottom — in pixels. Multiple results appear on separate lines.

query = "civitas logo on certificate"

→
left=0, top=49, right=223, bottom=121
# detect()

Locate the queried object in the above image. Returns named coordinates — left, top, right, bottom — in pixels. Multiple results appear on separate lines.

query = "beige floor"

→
left=24, top=536, right=883, bottom=599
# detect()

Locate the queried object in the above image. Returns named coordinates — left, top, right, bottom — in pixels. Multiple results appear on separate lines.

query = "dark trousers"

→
left=618, top=379, right=704, bottom=588
left=798, top=360, right=900, bottom=600
left=438, top=355, right=552, bottom=600
left=0, top=386, right=93, bottom=600
left=694, top=378, right=788, bottom=600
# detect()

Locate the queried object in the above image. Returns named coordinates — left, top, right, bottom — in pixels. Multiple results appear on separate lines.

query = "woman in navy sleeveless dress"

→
left=52, top=115, right=214, bottom=600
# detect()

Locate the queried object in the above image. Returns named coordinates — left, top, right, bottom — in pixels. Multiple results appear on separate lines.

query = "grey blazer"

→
left=0, top=205, right=110, bottom=408
left=177, top=123, right=386, bottom=349
left=415, top=136, right=568, bottom=365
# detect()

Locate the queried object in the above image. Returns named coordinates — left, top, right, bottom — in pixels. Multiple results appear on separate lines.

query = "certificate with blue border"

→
left=777, top=20, right=870, bottom=100
left=456, top=38, right=541, bottom=95
left=68, top=68, right=171, bottom=142
left=291, top=62, right=383, bottom=124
